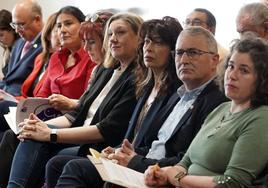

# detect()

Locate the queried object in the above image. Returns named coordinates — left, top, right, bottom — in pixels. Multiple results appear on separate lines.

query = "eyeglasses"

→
left=10, top=18, right=35, bottom=30
left=183, top=19, right=207, bottom=27
left=175, top=48, right=215, bottom=59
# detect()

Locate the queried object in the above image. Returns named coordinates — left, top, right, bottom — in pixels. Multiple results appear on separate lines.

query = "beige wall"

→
left=1, top=0, right=77, bottom=21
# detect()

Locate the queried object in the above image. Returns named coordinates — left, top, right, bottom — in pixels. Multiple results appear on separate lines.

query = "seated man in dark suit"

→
left=0, top=0, right=43, bottom=96
left=47, top=26, right=227, bottom=188
left=0, top=0, right=43, bottom=133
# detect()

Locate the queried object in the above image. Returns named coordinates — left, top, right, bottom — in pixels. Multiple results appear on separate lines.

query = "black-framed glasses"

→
left=183, top=19, right=207, bottom=27
left=175, top=48, right=215, bottom=59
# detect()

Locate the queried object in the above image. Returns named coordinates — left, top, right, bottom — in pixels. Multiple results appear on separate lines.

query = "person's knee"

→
left=0, top=129, right=18, bottom=150
left=46, top=156, right=58, bottom=174
left=0, top=100, right=17, bottom=114
left=64, top=159, right=82, bottom=172
left=4, top=129, right=16, bottom=139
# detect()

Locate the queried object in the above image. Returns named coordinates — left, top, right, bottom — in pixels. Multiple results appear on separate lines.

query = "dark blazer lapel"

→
left=88, top=65, right=105, bottom=87
left=134, top=97, right=167, bottom=147
left=98, top=63, right=134, bottom=110
left=149, top=93, right=181, bottom=136
left=169, top=106, right=194, bottom=138
left=83, top=67, right=113, bottom=107
left=73, top=67, right=114, bottom=125
left=7, top=36, right=41, bottom=76
left=169, top=80, right=216, bottom=138
left=15, top=41, right=24, bottom=62
left=7, top=40, right=24, bottom=74
left=124, top=85, right=153, bottom=141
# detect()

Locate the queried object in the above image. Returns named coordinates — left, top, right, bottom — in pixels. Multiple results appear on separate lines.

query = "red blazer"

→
left=16, top=53, right=48, bottom=101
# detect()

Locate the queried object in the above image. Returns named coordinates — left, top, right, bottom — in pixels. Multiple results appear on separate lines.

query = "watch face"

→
left=50, top=133, right=57, bottom=142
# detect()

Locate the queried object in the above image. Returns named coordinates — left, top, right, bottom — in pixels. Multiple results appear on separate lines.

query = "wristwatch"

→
left=174, top=171, right=187, bottom=188
left=50, top=129, right=57, bottom=143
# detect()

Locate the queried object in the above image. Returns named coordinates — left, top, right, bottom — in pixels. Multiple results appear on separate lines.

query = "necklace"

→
left=207, top=111, right=231, bottom=138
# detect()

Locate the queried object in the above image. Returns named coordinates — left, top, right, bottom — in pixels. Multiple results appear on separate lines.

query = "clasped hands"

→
left=17, top=113, right=51, bottom=142
left=101, top=139, right=137, bottom=167
left=144, top=165, right=187, bottom=187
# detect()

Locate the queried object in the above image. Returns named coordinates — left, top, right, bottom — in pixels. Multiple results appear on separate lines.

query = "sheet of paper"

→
left=4, top=110, right=20, bottom=134
left=101, top=158, right=149, bottom=188
left=0, top=89, right=17, bottom=102
left=9, top=107, right=17, bottom=130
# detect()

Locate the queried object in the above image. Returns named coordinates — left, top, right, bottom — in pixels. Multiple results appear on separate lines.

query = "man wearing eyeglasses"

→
left=236, top=2, right=268, bottom=40
left=114, top=26, right=227, bottom=173
left=184, top=8, right=228, bottom=74
left=54, top=26, right=227, bottom=188
left=0, top=0, right=43, bottom=97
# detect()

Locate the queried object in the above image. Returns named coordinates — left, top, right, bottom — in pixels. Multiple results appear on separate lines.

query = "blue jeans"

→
left=7, top=139, right=76, bottom=188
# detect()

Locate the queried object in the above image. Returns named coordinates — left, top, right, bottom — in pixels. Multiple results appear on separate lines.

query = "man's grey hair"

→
left=178, top=26, right=218, bottom=54
left=237, top=2, right=268, bottom=27
left=29, top=0, right=42, bottom=18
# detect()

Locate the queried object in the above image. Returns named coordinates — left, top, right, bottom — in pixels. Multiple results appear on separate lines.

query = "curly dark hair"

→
left=135, top=16, right=183, bottom=98
left=220, top=37, right=268, bottom=107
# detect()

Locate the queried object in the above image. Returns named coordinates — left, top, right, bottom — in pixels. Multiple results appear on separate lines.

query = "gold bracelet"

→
left=174, top=171, right=187, bottom=188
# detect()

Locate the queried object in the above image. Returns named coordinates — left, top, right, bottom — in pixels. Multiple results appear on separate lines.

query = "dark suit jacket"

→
left=124, top=80, right=180, bottom=156
left=127, top=80, right=228, bottom=172
left=0, top=36, right=42, bottom=96
left=65, top=64, right=137, bottom=155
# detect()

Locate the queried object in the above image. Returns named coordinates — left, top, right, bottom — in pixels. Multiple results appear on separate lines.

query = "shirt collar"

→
left=177, top=77, right=215, bottom=99
left=23, top=32, right=41, bottom=49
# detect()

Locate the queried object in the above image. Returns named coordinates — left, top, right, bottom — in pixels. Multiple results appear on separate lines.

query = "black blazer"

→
left=127, top=80, right=228, bottom=172
left=0, top=36, right=42, bottom=96
left=65, top=64, right=137, bottom=155
left=124, top=80, right=180, bottom=156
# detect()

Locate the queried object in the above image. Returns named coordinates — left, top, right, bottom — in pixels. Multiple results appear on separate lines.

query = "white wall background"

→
left=0, top=0, right=258, bottom=66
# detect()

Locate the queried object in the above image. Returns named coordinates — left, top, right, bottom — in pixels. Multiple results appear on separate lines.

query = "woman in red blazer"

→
left=17, top=13, right=60, bottom=100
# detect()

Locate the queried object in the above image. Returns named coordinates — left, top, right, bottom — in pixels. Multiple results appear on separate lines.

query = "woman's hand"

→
left=107, top=139, right=137, bottom=166
left=48, top=94, right=78, bottom=111
left=144, top=166, right=170, bottom=186
left=101, top=146, right=115, bottom=158
left=17, top=113, right=51, bottom=142
left=144, top=165, right=187, bottom=187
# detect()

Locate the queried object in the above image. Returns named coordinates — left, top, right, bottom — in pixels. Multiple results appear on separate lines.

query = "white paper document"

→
left=88, top=155, right=155, bottom=188
left=4, top=98, right=63, bottom=134
left=4, top=107, right=18, bottom=134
